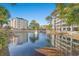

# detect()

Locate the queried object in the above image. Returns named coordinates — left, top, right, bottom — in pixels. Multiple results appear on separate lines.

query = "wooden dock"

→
left=35, top=47, right=64, bottom=56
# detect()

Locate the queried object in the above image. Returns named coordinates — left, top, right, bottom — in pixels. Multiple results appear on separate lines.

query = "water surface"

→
left=8, top=32, right=53, bottom=56
left=1, top=31, right=79, bottom=56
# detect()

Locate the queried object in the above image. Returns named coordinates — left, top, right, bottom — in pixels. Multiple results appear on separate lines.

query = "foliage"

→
left=29, top=20, right=40, bottom=30
left=45, top=16, right=52, bottom=26
left=0, top=6, right=10, bottom=27
left=46, top=16, right=52, bottom=22
left=46, top=24, right=52, bottom=30
left=0, top=29, right=8, bottom=49
left=55, top=3, right=79, bottom=26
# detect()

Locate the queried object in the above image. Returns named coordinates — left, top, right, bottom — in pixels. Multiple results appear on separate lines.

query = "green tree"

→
left=0, top=6, right=10, bottom=28
left=46, top=16, right=52, bottom=26
left=52, top=3, right=79, bottom=31
left=0, top=29, right=8, bottom=49
left=55, top=3, right=65, bottom=18
left=46, top=24, right=52, bottom=30
left=29, top=20, right=40, bottom=30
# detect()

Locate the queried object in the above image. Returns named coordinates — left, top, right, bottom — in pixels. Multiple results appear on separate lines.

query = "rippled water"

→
left=8, top=32, right=53, bottom=56
left=1, top=31, right=79, bottom=56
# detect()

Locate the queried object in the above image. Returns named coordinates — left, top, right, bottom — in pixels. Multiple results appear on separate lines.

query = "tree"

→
left=46, top=16, right=52, bottom=26
left=29, top=20, right=40, bottom=30
left=0, top=6, right=10, bottom=28
left=56, top=3, right=65, bottom=18
left=55, top=4, right=79, bottom=25
left=52, top=3, right=79, bottom=31
left=45, top=24, right=52, bottom=30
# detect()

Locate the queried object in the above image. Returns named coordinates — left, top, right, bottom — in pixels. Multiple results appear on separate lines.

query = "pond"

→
left=8, top=32, right=53, bottom=56
left=1, top=31, right=79, bottom=56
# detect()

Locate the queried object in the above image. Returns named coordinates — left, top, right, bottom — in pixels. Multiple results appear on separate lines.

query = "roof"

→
left=10, top=17, right=28, bottom=22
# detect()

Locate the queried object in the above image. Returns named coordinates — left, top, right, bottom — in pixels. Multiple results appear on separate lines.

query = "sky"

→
left=0, top=3, right=56, bottom=25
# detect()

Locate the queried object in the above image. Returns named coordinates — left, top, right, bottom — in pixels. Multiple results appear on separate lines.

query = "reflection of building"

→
left=9, top=17, right=28, bottom=30
left=51, top=35, right=56, bottom=47
left=11, top=32, right=28, bottom=45
left=52, top=34, right=79, bottom=56
left=51, top=11, right=79, bottom=56
left=18, top=33, right=28, bottom=44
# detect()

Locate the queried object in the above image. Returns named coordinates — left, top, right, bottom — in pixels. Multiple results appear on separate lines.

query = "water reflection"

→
left=29, top=32, right=39, bottom=43
left=10, top=32, right=28, bottom=45
left=50, top=34, right=79, bottom=56
left=9, top=32, right=51, bottom=56
left=0, top=37, right=9, bottom=55
left=0, top=47, right=9, bottom=56
left=45, top=35, right=54, bottom=47
left=8, top=31, right=79, bottom=56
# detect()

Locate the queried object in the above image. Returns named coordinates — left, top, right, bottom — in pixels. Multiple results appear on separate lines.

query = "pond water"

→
left=1, top=31, right=79, bottom=56
left=8, top=32, right=53, bottom=56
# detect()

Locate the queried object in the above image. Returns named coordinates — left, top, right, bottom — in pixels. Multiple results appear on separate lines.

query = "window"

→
left=73, top=39, right=79, bottom=43
left=67, top=37, right=71, bottom=41
left=63, top=36, right=65, bottom=39
left=60, top=36, right=62, bottom=38
left=67, top=28, right=71, bottom=31
left=63, top=28, right=66, bottom=30
left=73, top=27, right=78, bottom=31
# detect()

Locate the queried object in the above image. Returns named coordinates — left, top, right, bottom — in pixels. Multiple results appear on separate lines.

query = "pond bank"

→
left=0, top=29, right=11, bottom=50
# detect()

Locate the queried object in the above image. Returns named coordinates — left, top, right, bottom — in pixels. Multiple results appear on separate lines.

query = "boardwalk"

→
left=35, top=47, right=64, bottom=56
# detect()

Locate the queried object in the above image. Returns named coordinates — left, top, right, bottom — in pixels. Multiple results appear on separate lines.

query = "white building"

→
left=9, top=17, right=28, bottom=30
left=51, top=11, right=79, bottom=56
left=52, top=11, right=78, bottom=34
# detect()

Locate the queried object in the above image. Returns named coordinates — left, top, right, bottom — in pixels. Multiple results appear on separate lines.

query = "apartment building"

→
left=52, top=12, right=78, bottom=33
left=9, top=17, right=28, bottom=30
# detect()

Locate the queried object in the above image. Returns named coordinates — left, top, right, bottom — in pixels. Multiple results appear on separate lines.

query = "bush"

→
left=0, top=29, right=8, bottom=49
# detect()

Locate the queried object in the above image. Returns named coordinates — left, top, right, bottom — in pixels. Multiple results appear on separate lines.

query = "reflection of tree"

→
left=47, top=34, right=52, bottom=39
left=46, top=35, right=53, bottom=47
left=0, top=47, right=9, bottom=56
left=29, top=33, right=39, bottom=43
left=0, top=29, right=8, bottom=49
left=46, top=35, right=56, bottom=47
left=46, top=39, right=52, bottom=47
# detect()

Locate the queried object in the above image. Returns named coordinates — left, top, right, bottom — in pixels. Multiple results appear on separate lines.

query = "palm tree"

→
left=53, top=3, right=79, bottom=31
left=0, top=6, right=10, bottom=28
left=46, top=16, right=52, bottom=29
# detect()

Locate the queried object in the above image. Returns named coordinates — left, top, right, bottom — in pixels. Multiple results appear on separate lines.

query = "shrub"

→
left=0, top=29, right=8, bottom=49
